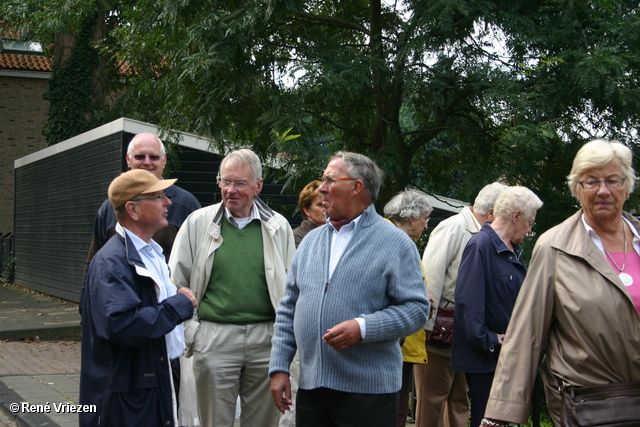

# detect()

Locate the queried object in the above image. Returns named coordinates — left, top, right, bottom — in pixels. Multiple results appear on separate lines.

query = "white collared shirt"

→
left=326, top=214, right=367, bottom=337
left=123, top=227, right=186, bottom=360
left=581, top=214, right=640, bottom=256
left=224, top=202, right=260, bottom=229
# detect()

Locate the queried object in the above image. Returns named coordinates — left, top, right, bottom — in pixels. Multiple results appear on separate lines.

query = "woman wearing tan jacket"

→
left=482, top=139, right=640, bottom=426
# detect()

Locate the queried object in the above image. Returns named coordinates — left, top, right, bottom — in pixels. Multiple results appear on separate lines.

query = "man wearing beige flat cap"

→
left=80, top=169, right=197, bottom=427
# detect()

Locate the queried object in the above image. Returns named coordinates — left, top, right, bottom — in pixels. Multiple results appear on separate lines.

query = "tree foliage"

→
left=3, top=0, right=640, bottom=235
left=1, top=0, right=127, bottom=144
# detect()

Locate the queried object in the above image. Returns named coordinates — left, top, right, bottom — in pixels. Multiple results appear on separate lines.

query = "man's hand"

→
left=270, top=372, right=292, bottom=414
left=178, top=287, right=198, bottom=308
left=322, top=319, right=362, bottom=350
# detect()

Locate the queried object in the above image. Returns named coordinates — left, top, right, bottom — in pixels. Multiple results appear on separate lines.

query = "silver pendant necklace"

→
left=604, top=219, right=633, bottom=286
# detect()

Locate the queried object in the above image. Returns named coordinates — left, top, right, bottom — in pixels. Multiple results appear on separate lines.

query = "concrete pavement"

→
left=0, top=284, right=81, bottom=426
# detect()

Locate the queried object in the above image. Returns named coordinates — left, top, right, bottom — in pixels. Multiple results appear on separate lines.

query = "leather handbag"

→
left=561, top=381, right=640, bottom=426
left=427, top=306, right=454, bottom=348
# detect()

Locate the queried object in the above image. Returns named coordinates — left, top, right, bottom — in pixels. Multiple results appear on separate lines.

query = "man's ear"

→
left=352, top=179, right=365, bottom=196
left=486, top=208, right=495, bottom=222
left=124, top=201, right=140, bottom=222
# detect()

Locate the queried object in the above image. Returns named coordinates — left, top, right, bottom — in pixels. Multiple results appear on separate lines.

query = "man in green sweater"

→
left=169, top=149, right=296, bottom=427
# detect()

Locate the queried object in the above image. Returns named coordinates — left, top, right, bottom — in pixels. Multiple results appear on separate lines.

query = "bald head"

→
left=125, top=133, right=167, bottom=179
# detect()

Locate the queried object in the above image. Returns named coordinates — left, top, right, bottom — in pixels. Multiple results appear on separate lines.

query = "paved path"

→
left=0, top=284, right=82, bottom=426
left=0, top=340, right=81, bottom=427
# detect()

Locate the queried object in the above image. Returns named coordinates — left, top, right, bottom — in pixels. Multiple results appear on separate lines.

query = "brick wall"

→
left=0, top=75, right=49, bottom=234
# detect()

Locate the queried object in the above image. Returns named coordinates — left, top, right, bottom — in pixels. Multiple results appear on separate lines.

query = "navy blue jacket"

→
left=79, top=226, right=194, bottom=426
left=450, top=224, right=527, bottom=373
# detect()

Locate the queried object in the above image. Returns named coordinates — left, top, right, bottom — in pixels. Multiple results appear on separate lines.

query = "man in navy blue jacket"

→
left=80, top=169, right=197, bottom=426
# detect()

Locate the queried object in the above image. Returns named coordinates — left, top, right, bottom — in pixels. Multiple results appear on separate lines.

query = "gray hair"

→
left=493, top=186, right=543, bottom=219
left=127, top=133, right=166, bottom=155
left=218, top=148, right=263, bottom=181
left=384, top=189, right=433, bottom=223
left=567, top=139, right=635, bottom=198
left=473, top=182, right=509, bottom=215
left=332, top=151, right=385, bottom=202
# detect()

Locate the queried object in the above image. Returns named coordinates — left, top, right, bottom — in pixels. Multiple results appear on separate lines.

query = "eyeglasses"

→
left=518, top=214, right=536, bottom=230
left=421, top=213, right=430, bottom=224
left=217, top=179, right=257, bottom=190
left=131, top=191, right=166, bottom=202
left=578, top=177, right=626, bottom=190
left=132, top=154, right=163, bottom=161
left=320, top=176, right=354, bottom=186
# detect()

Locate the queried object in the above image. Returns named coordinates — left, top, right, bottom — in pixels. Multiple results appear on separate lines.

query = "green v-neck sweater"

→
left=198, top=217, right=275, bottom=324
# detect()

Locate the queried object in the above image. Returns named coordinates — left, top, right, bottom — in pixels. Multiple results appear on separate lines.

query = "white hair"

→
left=219, top=148, right=263, bottom=180
left=473, top=182, right=509, bottom=215
left=383, top=189, right=433, bottom=223
left=567, top=139, right=635, bottom=198
left=493, top=186, right=543, bottom=218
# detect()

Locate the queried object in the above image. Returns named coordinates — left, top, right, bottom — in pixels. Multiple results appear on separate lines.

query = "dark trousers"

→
left=397, top=362, right=413, bottom=427
left=297, top=387, right=399, bottom=427
left=171, top=358, right=181, bottom=410
left=465, top=372, right=495, bottom=427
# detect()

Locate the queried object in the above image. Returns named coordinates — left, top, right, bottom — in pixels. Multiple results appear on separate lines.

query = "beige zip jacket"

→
left=484, top=210, right=640, bottom=424
left=168, top=198, right=295, bottom=356
left=423, top=206, right=481, bottom=357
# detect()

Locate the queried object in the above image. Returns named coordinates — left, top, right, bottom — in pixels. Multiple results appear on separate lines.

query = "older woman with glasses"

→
left=482, top=139, right=640, bottom=426
left=383, top=188, right=433, bottom=427
left=451, top=186, right=542, bottom=427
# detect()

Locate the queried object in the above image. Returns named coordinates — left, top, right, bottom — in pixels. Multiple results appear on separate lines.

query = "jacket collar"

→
left=212, top=196, right=274, bottom=224
left=356, top=204, right=382, bottom=230
left=482, top=223, right=523, bottom=258
left=322, top=204, right=380, bottom=234
left=209, top=196, right=279, bottom=239
left=460, top=206, right=482, bottom=235
left=549, top=209, right=640, bottom=290
left=115, top=223, right=146, bottom=269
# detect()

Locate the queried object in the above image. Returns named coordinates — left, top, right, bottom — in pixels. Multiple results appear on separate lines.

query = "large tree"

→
left=3, top=0, right=640, bottom=233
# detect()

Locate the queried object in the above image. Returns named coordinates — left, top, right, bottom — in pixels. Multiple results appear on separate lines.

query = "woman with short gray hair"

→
left=451, top=186, right=542, bottom=427
left=384, top=189, right=433, bottom=241
left=384, top=188, right=432, bottom=427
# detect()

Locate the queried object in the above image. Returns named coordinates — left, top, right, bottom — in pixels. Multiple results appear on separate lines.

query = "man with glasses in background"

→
left=169, top=148, right=295, bottom=427
left=85, top=132, right=201, bottom=266
left=80, top=169, right=198, bottom=427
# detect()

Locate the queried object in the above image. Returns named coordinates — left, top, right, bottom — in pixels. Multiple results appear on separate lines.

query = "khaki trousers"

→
left=414, top=352, right=469, bottom=427
left=193, top=321, right=280, bottom=427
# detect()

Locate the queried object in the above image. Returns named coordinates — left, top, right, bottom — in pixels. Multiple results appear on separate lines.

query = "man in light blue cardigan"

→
left=269, top=152, right=430, bottom=427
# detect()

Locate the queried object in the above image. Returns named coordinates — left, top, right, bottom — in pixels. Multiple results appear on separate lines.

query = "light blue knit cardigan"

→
left=269, top=204, right=430, bottom=394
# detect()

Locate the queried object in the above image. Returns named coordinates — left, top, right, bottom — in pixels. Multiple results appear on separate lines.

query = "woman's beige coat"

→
left=485, top=210, right=640, bottom=425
